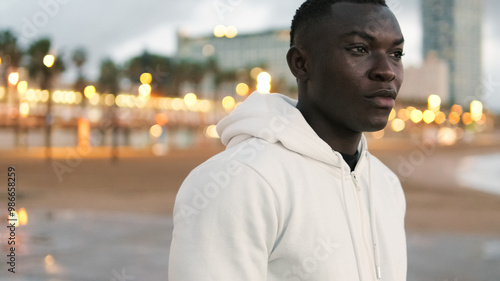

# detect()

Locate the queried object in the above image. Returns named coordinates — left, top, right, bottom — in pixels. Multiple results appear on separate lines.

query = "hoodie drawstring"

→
left=340, top=162, right=365, bottom=280
left=367, top=153, right=382, bottom=279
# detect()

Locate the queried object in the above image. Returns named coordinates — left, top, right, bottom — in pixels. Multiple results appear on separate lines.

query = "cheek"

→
left=397, top=69, right=404, bottom=90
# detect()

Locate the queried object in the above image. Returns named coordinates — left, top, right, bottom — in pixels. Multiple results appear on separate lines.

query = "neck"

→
left=297, top=100, right=361, bottom=155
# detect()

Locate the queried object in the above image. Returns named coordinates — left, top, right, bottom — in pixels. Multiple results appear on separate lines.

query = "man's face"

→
left=303, top=3, right=404, bottom=132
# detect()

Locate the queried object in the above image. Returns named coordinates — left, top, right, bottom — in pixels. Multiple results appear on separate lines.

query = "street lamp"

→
left=43, top=54, right=55, bottom=161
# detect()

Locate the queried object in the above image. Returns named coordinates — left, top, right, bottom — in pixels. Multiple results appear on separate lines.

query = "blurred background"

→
left=0, top=0, right=499, bottom=280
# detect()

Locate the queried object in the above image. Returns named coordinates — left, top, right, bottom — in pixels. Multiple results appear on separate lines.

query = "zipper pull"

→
left=351, top=172, right=361, bottom=192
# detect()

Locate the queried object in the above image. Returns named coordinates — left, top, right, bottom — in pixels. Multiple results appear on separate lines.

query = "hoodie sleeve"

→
left=168, top=159, right=278, bottom=280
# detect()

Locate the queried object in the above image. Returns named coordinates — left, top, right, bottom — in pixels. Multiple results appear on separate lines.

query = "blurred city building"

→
left=176, top=28, right=296, bottom=99
left=399, top=51, right=449, bottom=105
left=421, top=0, right=483, bottom=107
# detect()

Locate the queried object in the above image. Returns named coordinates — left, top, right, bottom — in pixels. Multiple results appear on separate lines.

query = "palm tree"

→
left=0, top=30, right=23, bottom=86
left=184, top=61, right=206, bottom=95
left=27, top=38, right=65, bottom=160
left=97, top=58, right=120, bottom=161
left=0, top=30, right=23, bottom=147
left=171, top=60, right=190, bottom=97
left=72, top=47, right=87, bottom=103
left=125, top=51, right=174, bottom=96
left=214, top=69, right=238, bottom=100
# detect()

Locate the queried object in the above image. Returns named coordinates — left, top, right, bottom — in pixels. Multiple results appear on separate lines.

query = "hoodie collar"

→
left=217, top=92, right=369, bottom=169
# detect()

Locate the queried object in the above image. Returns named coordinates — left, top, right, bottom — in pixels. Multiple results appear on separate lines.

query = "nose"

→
left=368, top=54, right=396, bottom=82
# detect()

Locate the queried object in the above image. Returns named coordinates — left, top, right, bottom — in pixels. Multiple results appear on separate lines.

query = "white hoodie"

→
left=169, top=92, right=407, bottom=281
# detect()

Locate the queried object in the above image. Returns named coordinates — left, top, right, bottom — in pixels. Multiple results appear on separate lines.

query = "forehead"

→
left=315, top=3, right=402, bottom=40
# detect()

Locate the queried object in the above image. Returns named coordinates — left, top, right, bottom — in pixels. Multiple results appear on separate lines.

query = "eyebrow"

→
left=340, top=30, right=405, bottom=46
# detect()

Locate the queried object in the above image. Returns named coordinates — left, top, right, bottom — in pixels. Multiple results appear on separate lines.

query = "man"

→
left=169, top=0, right=407, bottom=280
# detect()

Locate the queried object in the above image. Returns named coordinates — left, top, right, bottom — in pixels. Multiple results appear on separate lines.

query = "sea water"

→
left=456, top=153, right=500, bottom=195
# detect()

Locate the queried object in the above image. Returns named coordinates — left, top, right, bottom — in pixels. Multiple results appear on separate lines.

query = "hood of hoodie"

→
left=217, top=92, right=368, bottom=167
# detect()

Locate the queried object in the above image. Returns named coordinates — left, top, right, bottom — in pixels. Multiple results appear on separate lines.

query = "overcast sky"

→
left=1, top=0, right=498, bottom=111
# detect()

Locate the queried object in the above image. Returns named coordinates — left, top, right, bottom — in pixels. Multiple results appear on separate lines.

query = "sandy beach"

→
left=2, top=137, right=499, bottom=235
left=0, top=137, right=499, bottom=280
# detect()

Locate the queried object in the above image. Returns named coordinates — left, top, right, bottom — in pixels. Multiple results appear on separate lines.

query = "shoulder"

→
left=175, top=139, right=284, bottom=219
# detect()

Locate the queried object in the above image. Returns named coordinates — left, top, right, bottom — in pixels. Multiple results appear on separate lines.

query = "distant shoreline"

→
left=456, top=153, right=500, bottom=196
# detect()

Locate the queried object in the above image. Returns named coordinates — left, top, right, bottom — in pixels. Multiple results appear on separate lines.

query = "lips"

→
left=365, top=89, right=397, bottom=109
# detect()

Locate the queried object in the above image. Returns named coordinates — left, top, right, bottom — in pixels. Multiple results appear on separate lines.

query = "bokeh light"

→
left=225, top=25, right=238, bottom=38
left=422, top=110, right=436, bottom=124
left=434, top=111, right=446, bottom=124
left=449, top=112, right=461, bottom=125
left=438, top=127, right=458, bottom=146
left=43, top=55, right=55, bottom=68
left=451, top=104, right=463, bottom=115
left=19, top=208, right=28, bottom=225
left=89, top=93, right=100, bottom=105
left=410, top=109, right=423, bottom=123
left=84, top=85, right=96, bottom=99
left=171, top=98, right=184, bottom=111
left=213, top=25, right=226, bottom=37
left=428, top=94, right=441, bottom=111
left=17, top=81, right=28, bottom=94
left=19, top=101, right=30, bottom=117
left=257, top=72, right=271, bottom=84
left=222, top=96, right=236, bottom=111
left=41, top=90, right=49, bottom=102
left=140, top=73, right=153, bottom=84
left=203, top=44, right=215, bottom=57
left=204, top=125, right=219, bottom=138
left=398, top=108, right=410, bottom=121
left=470, top=100, right=483, bottom=121
left=257, top=83, right=271, bottom=94
left=156, top=113, right=169, bottom=126
left=391, top=118, right=405, bottom=132
left=104, top=94, right=115, bottom=106
left=236, top=83, right=249, bottom=96
left=462, top=112, right=473, bottom=125
left=138, top=84, right=151, bottom=96
left=184, top=93, right=197, bottom=107
left=150, top=124, right=163, bottom=138
left=8, top=72, right=19, bottom=85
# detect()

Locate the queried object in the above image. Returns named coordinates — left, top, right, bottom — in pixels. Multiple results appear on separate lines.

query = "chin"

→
left=361, top=118, right=389, bottom=132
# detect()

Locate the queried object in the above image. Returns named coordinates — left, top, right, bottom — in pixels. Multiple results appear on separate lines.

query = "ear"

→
left=286, top=46, right=309, bottom=81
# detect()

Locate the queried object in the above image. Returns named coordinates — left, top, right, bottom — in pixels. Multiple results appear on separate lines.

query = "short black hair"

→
left=290, top=0, right=387, bottom=47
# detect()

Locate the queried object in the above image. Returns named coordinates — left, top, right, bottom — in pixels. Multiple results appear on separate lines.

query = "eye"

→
left=390, top=51, right=405, bottom=59
left=347, top=46, right=368, bottom=54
